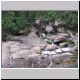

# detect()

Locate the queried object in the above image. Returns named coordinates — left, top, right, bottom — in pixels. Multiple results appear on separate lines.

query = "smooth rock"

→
left=55, top=48, right=62, bottom=53
left=28, top=54, right=40, bottom=58
left=45, top=44, right=58, bottom=51
left=20, top=43, right=33, bottom=49
left=51, top=52, right=73, bottom=66
left=61, top=47, right=73, bottom=52
left=7, top=36, right=24, bottom=42
left=55, top=47, right=73, bottom=53
left=31, top=46, right=41, bottom=54
left=40, top=44, right=47, bottom=50
left=9, top=58, right=28, bottom=68
left=59, top=42, right=68, bottom=47
left=9, top=41, right=20, bottom=46
left=46, top=39, right=52, bottom=44
left=57, top=33, right=69, bottom=38
left=42, top=51, right=56, bottom=55
left=9, top=46, right=20, bottom=53
left=2, top=41, right=20, bottom=47
left=40, top=33, right=46, bottom=39
left=28, top=37, right=45, bottom=47
left=54, top=35, right=66, bottom=45
left=11, top=49, right=38, bottom=59
left=27, top=56, right=50, bottom=68
left=9, top=55, right=50, bottom=68
left=60, top=52, right=73, bottom=56
left=48, top=35, right=56, bottom=41
left=10, top=52, right=24, bottom=59
left=28, top=31, right=38, bottom=38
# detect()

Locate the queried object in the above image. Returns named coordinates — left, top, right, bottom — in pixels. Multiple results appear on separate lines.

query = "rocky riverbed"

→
left=2, top=31, right=78, bottom=68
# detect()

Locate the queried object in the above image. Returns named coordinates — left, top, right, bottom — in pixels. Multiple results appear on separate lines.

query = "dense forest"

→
left=2, top=11, right=78, bottom=40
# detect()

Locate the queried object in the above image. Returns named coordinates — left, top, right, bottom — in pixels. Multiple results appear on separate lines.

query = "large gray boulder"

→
left=7, top=58, right=29, bottom=68
left=7, top=56, right=50, bottom=68
left=59, top=42, right=68, bottom=47
left=27, top=56, right=50, bottom=68
left=54, top=47, right=73, bottom=53
left=56, top=33, right=69, bottom=38
left=10, top=49, right=39, bottom=59
left=44, top=44, right=58, bottom=51
left=54, top=35, right=66, bottom=45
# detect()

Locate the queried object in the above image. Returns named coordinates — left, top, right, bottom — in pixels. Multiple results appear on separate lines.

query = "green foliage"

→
left=41, top=11, right=78, bottom=31
left=2, top=11, right=78, bottom=40
left=2, top=11, right=36, bottom=39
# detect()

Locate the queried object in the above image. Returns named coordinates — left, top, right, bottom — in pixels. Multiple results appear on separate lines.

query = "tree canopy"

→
left=2, top=11, right=78, bottom=40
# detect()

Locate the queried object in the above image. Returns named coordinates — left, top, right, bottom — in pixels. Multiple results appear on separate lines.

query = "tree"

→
left=2, top=11, right=78, bottom=40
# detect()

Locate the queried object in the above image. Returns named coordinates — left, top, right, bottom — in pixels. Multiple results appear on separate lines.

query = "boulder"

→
left=61, top=47, right=73, bottom=52
left=27, top=56, right=50, bottom=68
left=57, top=33, right=69, bottom=38
left=19, top=43, right=33, bottom=49
left=40, top=33, right=46, bottom=39
left=2, top=41, right=20, bottom=47
left=10, top=52, right=23, bottom=59
left=28, top=37, right=46, bottom=47
left=28, top=54, right=40, bottom=58
left=42, top=51, right=56, bottom=55
left=59, top=42, right=68, bottom=47
left=51, top=56, right=62, bottom=65
left=48, top=35, right=56, bottom=41
left=51, top=52, right=74, bottom=66
left=28, top=31, right=38, bottom=38
left=44, top=44, right=58, bottom=51
left=54, top=48, right=62, bottom=53
left=6, top=55, right=50, bottom=68
left=54, top=35, right=66, bottom=45
left=31, top=46, right=41, bottom=54
left=8, top=58, right=28, bottom=68
left=46, top=39, right=53, bottom=44
left=54, top=47, right=73, bottom=53
left=59, top=52, right=73, bottom=56
left=11, top=49, right=39, bottom=59
left=9, top=46, right=20, bottom=53
left=40, top=44, right=47, bottom=50
left=6, top=36, right=24, bottom=42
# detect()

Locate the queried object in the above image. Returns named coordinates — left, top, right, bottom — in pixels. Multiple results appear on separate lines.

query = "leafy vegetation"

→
left=2, top=11, right=78, bottom=40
